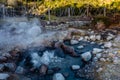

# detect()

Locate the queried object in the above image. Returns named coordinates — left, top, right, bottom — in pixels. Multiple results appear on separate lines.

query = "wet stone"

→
left=0, top=73, right=10, bottom=80
left=70, top=40, right=79, bottom=45
left=92, top=48, right=103, bottom=54
left=71, top=65, right=80, bottom=70
left=81, top=52, right=92, bottom=62
left=15, top=66, right=25, bottom=74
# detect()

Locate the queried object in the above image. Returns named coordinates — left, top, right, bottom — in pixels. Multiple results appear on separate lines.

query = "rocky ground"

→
left=0, top=18, right=120, bottom=80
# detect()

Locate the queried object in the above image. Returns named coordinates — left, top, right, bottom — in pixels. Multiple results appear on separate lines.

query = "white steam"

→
left=0, top=18, right=42, bottom=51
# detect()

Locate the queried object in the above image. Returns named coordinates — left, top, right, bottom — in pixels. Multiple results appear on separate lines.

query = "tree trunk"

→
left=86, top=5, right=89, bottom=17
left=48, top=8, right=51, bottom=21
left=103, top=7, right=106, bottom=16
left=68, top=7, right=71, bottom=17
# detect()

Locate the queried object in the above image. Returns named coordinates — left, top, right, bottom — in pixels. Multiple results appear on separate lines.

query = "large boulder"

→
left=53, top=73, right=65, bottom=80
left=81, top=52, right=92, bottom=62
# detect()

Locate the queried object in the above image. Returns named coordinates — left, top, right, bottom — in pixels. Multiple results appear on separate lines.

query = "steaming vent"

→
left=0, top=18, right=42, bottom=51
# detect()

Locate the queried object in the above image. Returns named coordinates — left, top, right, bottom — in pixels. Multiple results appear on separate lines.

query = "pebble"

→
left=90, top=35, right=96, bottom=41
left=78, top=37, right=84, bottom=41
left=93, top=57, right=98, bottom=62
left=100, top=58, right=106, bottom=62
left=96, top=53, right=102, bottom=59
left=77, top=46, right=84, bottom=49
left=71, top=65, right=80, bottom=70
left=93, top=48, right=103, bottom=54
left=96, top=35, right=101, bottom=40
left=96, top=68, right=103, bottom=72
left=15, top=66, right=25, bottom=74
left=81, top=52, right=92, bottom=62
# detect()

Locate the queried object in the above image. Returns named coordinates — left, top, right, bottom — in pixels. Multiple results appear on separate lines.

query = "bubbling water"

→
left=0, top=17, right=42, bottom=51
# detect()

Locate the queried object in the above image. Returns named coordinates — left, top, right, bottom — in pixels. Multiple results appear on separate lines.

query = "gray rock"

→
left=90, top=35, right=96, bottom=41
left=71, top=65, right=80, bottom=70
left=107, top=33, right=115, bottom=41
left=93, top=48, right=103, bottom=54
left=15, top=66, right=25, bottom=74
left=93, top=57, right=98, bottom=62
left=53, top=73, right=65, bottom=80
left=77, top=46, right=84, bottom=49
left=100, top=58, right=106, bottom=62
left=78, top=37, right=84, bottom=41
left=96, top=35, right=101, bottom=40
left=81, top=52, right=92, bottom=61
left=113, top=57, right=120, bottom=64
left=96, top=53, right=102, bottom=59
left=70, top=40, right=79, bottom=45
left=104, top=42, right=112, bottom=48
left=107, top=36, right=114, bottom=41
left=114, top=34, right=120, bottom=42
left=84, top=36, right=89, bottom=40
left=0, top=73, right=10, bottom=80
left=96, top=68, right=103, bottom=72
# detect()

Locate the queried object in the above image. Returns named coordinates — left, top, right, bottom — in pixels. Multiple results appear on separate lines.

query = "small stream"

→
left=16, top=40, right=102, bottom=80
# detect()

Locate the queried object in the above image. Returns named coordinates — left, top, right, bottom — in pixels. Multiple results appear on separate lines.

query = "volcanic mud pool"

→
left=16, top=40, right=102, bottom=80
